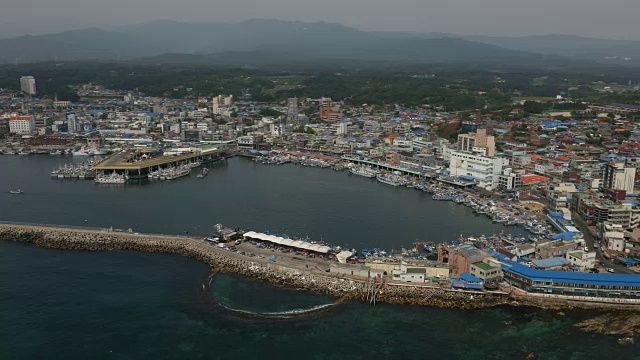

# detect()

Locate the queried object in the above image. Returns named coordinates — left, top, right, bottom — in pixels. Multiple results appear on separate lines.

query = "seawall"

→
left=0, top=223, right=509, bottom=309
left=3, top=223, right=640, bottom=311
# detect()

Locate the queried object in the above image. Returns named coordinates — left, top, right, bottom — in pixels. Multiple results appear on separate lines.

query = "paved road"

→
left=572, top=214, right=632, bottom=274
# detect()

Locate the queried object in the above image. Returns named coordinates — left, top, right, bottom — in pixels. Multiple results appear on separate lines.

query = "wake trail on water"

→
left=218, top=302, right=336, bottom=317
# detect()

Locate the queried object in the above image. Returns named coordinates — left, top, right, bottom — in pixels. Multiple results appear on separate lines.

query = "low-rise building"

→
left=566, top=250, right=597, bottom=270
left=393, top=267, right=427, bottom=283
left=469, top=259, right=503, bottom=285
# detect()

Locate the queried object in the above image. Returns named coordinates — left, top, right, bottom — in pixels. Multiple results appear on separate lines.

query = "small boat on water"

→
left=197, top=167, right=209, bottom=178
left=8, top=189, right=24, bottom=194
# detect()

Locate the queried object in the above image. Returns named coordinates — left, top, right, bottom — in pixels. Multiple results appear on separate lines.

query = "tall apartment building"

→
left=212, top=95, right=233, bottom=115
left=20, top=76, right=36, bottom=96
left=286, top=97, right=298, bottom=123
left=602, top=159, right=636, bottom=193
left=457, top=128, right=495, bottom=157
left=448, top=130, right=506, bottom=190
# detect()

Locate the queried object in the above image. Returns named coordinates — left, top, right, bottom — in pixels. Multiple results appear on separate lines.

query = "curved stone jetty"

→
left=0, top=223, right=510, bottom=309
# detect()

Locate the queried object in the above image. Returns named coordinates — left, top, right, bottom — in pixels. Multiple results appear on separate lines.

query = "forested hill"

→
left=0, top=19, right=615, bottom=71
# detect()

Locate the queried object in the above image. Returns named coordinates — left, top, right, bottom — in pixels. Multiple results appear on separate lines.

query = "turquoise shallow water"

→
left=0, top=155, right=638, bottom=359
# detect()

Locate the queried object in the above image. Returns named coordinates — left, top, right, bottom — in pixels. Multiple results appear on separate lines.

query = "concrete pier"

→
left=92, top=147, right=229, bottom=178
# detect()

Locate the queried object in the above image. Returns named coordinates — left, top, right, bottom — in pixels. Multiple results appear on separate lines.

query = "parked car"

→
left=606, top=268, right=615, bottom=273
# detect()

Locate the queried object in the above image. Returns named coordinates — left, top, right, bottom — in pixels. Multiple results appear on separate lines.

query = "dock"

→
left=92, top=146, right=229, bottom=178
left=342, top=156, right=436, bottom=178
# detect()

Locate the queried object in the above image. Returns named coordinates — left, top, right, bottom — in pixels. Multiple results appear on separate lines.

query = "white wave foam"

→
left=218, top=302, right=335, bottom=316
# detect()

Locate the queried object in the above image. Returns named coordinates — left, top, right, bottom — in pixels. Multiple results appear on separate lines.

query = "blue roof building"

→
left=531, top=257, right=570, bottom=269
left=502, top=260, right=640, bottom=298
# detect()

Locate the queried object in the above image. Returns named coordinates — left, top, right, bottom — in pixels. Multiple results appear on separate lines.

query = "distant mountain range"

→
left=0, top=19, right=638, bottom=69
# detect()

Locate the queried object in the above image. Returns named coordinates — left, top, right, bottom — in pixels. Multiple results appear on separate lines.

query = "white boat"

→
left=91, top=149, right=109, bottom=155
left=349, top=165, right=378, bottom=178
left=95, top=172, right=128, bottom=184
left=197, top=167, right=209, bottom=178
left=8, top=189, right=24, bottom=194
left=165, top=167, right=191, bottom=180
left=376, top=173, right=406, bottom=186
left=72, top=148, right=91, bottom=156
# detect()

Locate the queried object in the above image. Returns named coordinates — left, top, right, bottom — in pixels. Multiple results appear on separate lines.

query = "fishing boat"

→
left=164, top=166, right=191, bottom=180
left=8, top=189, right=24, bottom=194
left=95, top=172, right=128, bottom=184
left=349, top=165, right=378, bottom=178
left=376, top=173, right=407, bottom=186
left=197, top=167, right=209, bottom=178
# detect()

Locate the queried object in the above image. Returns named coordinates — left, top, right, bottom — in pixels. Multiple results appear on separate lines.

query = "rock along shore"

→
left=0, top=223, right=511, bottom=309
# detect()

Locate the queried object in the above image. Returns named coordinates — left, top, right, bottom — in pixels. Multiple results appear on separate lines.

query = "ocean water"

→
left=0, top=155, right=637, bottom=359
left=0, top=241, right=636, bottom=359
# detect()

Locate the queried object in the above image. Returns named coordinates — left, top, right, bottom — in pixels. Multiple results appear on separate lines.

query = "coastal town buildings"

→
left=3, top=73, right=640, bottom=309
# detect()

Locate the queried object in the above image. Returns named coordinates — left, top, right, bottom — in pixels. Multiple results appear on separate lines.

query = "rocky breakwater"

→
left=575, top=312, right=640, bottom=345
left=0, top=224, right=365, bottom=298
left=0, top=224, right=509, bottom=308
left=373, top=284, right=511, bottom=309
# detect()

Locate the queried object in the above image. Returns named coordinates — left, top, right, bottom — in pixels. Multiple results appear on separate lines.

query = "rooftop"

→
left=471, top=261, right=496, bottom=271
left=406, top=267, right=427, bottom=274
left=503, top=260, right=640, bottom=287
left=532, top=257, right=571, bottom=269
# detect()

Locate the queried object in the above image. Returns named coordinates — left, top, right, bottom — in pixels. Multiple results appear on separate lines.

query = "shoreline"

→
left=1, top=222, right=639, bottom=312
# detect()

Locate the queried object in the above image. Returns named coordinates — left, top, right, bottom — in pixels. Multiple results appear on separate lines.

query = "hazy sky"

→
left=2, top=0, right=640, bottom=39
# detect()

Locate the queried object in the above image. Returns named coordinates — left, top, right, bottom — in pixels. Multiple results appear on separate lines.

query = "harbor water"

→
left=0, top=155, right=525, bottom=250
left=0, top=155, right=636, bottom=358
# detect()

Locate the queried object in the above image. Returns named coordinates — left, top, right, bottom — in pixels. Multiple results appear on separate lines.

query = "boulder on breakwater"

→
left=0, top=224, right=508, bottom=309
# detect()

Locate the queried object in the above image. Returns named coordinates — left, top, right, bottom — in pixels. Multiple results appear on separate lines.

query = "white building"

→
left=565, top=250, right=597, bottom=270
left=605, top=229, right=626, bottom=252
left=237, top=135, right=258, bottom=151
left=449, top=150, right=509, bottom=190
left=67, top=114, right=78, bottom=133
left=9, top=115, right=35, bottom=134
left=337, top=122, right=348, bottom=135
left=270, top=123, right=286, bottom=136
left=20, top=76, right=36, bottom=95
left=497, top=168, right=524, bottom=191
left=392, top=268, right=426, bottom=283
left=603, top=159, right=636, bottom=193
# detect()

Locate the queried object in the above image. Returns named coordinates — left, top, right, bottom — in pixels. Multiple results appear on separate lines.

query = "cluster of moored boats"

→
left=50, top=159, right=101, bottom=179
left=256, top=155, right=555, bottom=240
left=349, top=165, right=423, bottom=187
left=147, top=161, right=202, bottom=181
left=1, top=147, right=111, bottom=156
left=95, top=172, right=129, bottom=184
left=253, top=154, right=335, bottom=168
left=148, top=164, right=191, bottom=181
left=427, top=188, right=552, bottom=236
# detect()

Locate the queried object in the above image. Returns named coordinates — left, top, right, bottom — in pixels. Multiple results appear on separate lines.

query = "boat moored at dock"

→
left=197, top=167, right=210, bottom=178
left=349, top=165, right=379, bottom=178
left=376, top=173, right=409, bottom=186
left=95, top=172, right=129, bottom=184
